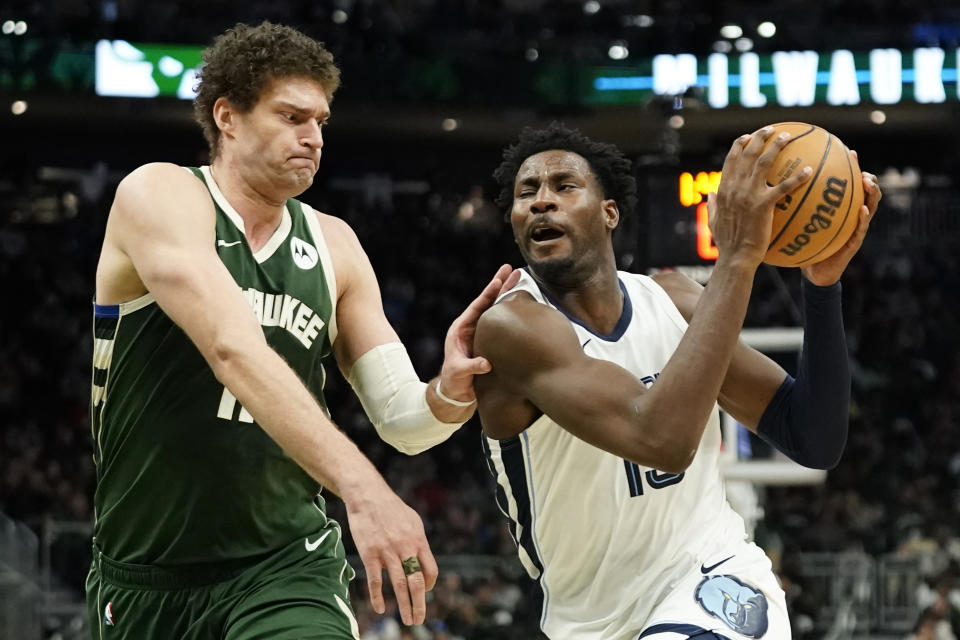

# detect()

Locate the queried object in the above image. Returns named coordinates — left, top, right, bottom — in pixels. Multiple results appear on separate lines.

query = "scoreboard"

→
left=637, top=169, right=723, bottom=270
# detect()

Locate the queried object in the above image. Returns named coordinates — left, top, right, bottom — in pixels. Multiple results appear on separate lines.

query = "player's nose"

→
left=530, top=185, right=558, bottom=213
left=300, top=120, right=324, bottom=150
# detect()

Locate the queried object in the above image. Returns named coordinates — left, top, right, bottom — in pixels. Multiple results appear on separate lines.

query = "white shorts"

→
left=636, top=540, right=790, bottom=640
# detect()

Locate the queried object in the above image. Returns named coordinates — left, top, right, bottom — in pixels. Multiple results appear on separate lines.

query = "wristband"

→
left=435, top=380, right=477, bottom=407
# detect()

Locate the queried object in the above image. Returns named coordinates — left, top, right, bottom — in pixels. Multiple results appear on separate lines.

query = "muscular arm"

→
left=475, top=255, right=759, bottom=474
left=653, top=271, right=787, bottom=428
left=322, top=215, right=475, bottom=435
left=656, top=271, right=851, bottom=469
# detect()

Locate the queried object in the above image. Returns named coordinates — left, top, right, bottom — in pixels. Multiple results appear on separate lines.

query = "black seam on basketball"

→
left=796, top=140, right=858, bottom=265
left=764, top=125, right=817, bottom=187
left=780, top=123, right=817, bottom=145
left=767, top=133, right=833, bottom=250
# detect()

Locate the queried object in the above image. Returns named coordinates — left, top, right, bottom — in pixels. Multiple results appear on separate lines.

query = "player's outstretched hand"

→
left=708, top=126, right=814, bottom=268
left=346, top=487, right=439, bottom=626
left=801, top=153, right=882, bottom=286
left=438, top=264, right=520, bottom=401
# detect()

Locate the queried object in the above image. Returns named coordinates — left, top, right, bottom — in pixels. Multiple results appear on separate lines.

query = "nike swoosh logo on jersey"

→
left=581, top=339, right=592, bottom=350
left=217, top=239, right=242, bottom=248
left=701, top=554, right=735, bottom=574
left=305, top=530, right=332, bottom=552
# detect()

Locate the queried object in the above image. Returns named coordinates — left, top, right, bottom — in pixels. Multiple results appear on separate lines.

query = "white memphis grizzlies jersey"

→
left=483, top=270, right=751, bottom=640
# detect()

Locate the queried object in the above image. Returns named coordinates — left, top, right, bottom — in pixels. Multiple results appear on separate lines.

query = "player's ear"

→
left=213, top=97, right=237, bottom=139
left=603, top=199, right=620, bottom=231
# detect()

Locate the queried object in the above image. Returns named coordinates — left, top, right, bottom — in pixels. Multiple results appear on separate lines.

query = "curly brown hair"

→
left=193, top=21, right=341, bottom=160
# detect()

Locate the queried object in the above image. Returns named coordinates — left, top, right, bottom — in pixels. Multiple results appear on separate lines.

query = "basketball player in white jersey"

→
left=473, top=123, right=882, bottom=639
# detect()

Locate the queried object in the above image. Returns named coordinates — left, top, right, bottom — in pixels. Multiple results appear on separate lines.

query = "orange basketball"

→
left=761, top=122, right=864, bottom=267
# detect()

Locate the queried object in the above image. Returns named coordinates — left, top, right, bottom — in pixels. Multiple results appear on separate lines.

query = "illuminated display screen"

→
left=638, top=170, right=722, bottom=268
left=95, top=40, right=203, bottom=99
left=590, top=47, right=959, bottom=108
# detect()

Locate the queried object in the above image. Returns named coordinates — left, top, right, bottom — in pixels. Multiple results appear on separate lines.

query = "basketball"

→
left=760, top=122, right=864, bottom=267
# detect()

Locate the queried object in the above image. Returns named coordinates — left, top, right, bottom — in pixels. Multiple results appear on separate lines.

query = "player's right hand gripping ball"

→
left=761, top=122, right=864, bottom=267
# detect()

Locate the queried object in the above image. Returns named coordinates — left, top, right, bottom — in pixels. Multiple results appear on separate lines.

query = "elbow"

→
left=387, top=440, right=428, bottom=456
left=797, top=447, right=844, bottom=471
left=624, top=430, right=697, bottom=475
left=374, top=426, right=432, bottom=456
left=656, top=444, right=697, bottom=474
left=207, top=338, right=249, bottom=383
left=372, top=420, right=427, bottom=456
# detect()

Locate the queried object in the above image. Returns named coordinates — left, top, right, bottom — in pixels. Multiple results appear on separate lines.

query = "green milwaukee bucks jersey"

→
left=90, top=166, right=339, bottom=565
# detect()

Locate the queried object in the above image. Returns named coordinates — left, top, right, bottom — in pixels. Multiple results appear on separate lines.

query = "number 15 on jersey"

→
left=624, top=461, right=684, bottom=497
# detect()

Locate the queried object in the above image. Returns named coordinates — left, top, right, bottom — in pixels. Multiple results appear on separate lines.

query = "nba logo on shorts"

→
left=104, top=602, right=115, bottom=626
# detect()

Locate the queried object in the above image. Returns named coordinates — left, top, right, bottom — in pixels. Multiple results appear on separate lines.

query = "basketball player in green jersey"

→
left=86, top=22, right=518, bottom=640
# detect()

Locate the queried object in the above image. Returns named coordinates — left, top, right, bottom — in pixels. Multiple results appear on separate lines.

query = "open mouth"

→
left=531, top=224, right=565, bottom=242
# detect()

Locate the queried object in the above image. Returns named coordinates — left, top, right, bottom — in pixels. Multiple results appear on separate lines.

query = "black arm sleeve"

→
left=756, top=278, right=850, bottom=469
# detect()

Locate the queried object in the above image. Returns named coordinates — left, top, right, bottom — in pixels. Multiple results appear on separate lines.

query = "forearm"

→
left=214, top=342, right=387, bottom=500
left=348, top=343, right=468, bottom=455
left=757, top=279, right=850, bottom=469
left=644, top=257, right=757, bottom=459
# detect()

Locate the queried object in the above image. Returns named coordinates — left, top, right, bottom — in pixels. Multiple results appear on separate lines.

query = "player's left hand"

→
left=438, top=264, right=520, bottom=401
left=801, top=154, right=881, bottom=287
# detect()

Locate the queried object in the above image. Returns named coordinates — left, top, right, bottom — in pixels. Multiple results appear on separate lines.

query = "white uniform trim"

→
left=300, top=203, right=339, bottom=346
left=198, top=166, right=292, bottom=264
left=94, top=292, right=156, bottom=315
left=333, top=593, right=361, bottom=639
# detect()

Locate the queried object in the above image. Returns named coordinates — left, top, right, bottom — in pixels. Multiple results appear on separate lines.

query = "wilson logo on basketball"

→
left=778, top=177, right=848, bottom=258
left=760, top=122, right=864, bottom=267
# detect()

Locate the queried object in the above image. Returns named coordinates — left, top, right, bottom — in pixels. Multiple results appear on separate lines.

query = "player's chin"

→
left=288, top=168, right=316, bottom=190
left=526, top=254, right=577, bottom=285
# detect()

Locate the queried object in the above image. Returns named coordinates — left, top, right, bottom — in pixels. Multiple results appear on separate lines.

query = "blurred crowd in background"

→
left=2, top=0, right=960, bottom=638
left=1, top=159, right=959, bottom=638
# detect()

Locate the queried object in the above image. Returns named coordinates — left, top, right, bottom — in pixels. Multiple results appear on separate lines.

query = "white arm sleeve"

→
left=347, top=342, right=463, bottom=455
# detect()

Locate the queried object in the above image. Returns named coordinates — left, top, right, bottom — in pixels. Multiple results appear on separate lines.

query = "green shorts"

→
left=86, top=520, right=358, bottom=640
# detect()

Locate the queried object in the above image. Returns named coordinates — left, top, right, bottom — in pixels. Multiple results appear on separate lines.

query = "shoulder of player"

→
left=311, top=207, right=361, bottom=245
left=651, top=271, right=703, bottom=321
left=475, top=292, right=578, bottom=370
left=116, top=162, right=203, bottom=198
left=112, top=163, right=212, bottom=226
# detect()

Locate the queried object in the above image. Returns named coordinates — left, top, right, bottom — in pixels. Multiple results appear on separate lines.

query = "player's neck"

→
left=537, top=262, right=623, bottom=335
left=209, top=160, right=287, bottom=250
